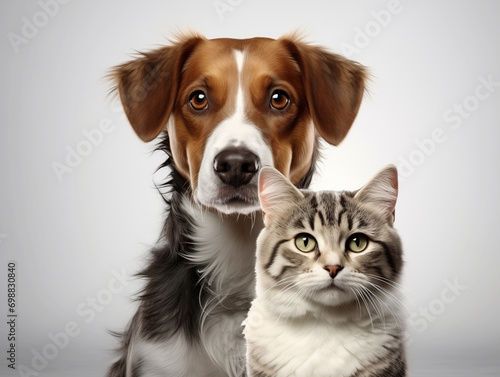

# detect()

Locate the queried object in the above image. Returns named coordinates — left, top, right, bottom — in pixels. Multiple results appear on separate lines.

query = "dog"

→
left=107, top=32, right=367, bottom=377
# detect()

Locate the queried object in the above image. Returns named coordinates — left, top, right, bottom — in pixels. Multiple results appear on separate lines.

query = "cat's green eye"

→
left=295, top=233, right=317, bottom=253
left=346, top=233, right=369, bottom=253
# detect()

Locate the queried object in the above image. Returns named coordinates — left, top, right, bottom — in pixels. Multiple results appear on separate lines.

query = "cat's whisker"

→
left=272, top=283, right=299, bottom=321
left=364, top=274, right=413, bottom=295
left=273, top=280, right=299, bottom=294
left=372, top=284, right=417, bottom=314
left=263, top=279, right=302, bottom=308
left=350, top=287, right=363, bottom=320
left=356, top=275, right=413, bottom=320
left=364, top=280, right=408, bottom=315
left=277, top=285, right=306, bottom=324
left=262, top=275, right=298, bottom=294
left=348, top=277, right=402, bottom=330
left=278, top=283, right=312, bottom=325
left=352, top=284, right=375, bottom=331
left=359, top=281, right=406, bottom=332
left=359, top=285, right=387, bottom=331
left=350, top=275, right=403, bottom=305
left=273, top=284, right=302, bottom=308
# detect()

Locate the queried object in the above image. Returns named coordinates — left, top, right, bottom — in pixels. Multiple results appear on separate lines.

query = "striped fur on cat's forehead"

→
left=273, top=190, right=364, bottom=232
left=264, top=187, right=394, bottom=242
left=258, top=165, right=398, bottom=229
left=267, top=190, right=396, bottom=248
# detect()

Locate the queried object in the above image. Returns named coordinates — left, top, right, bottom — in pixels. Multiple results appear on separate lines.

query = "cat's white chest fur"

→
left=244, top=298, right=398, bottom=377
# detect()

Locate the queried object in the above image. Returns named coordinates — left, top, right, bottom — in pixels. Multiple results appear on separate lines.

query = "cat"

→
left=244, top=165, right=406, bottom=377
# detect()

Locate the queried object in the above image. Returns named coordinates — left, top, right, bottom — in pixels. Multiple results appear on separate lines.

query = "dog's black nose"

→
left=214, top=148, right=260, bottom=187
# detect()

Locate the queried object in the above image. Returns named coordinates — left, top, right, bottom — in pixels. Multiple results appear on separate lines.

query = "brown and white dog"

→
left=107, top=33, right=367, bottom=377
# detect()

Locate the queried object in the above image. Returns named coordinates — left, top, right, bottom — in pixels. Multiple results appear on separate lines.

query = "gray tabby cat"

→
left=244, top=165, right=406, bottom=377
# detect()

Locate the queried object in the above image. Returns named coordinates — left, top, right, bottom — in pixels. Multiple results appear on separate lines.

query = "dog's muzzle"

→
left=196, top=123, right=273, bottom=214
left=213, top=147, right=260, bottom=188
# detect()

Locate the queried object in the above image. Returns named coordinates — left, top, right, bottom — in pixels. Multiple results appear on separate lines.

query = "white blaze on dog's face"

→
left=195, top=51, right=274, bottom=214
left=111, top=34, right=367, bottom=214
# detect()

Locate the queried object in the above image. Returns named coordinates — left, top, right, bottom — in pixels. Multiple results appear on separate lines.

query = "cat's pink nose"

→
left=324, top=265, right=343, bottom=279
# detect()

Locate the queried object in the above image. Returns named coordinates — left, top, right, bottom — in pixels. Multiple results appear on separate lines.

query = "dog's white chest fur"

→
left=166, top=198, right=261, bottom=376
left=245, top=300, right=398, bottom=377
left=186, top=198, right=262, bottom=375
left=181, top=196, right=260, bottom=299
left=134, top=198, right=262, bottom=377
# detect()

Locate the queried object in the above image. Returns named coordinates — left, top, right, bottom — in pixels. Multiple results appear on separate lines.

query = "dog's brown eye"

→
left=270, top=90, right=290, bottom=110
left=189, top=91, right=208, bottom=111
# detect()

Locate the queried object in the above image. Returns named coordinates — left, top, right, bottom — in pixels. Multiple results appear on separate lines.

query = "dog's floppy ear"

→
left=281, top=36, right=368, bottom=145
left=110, top=35, right=203, bottom=142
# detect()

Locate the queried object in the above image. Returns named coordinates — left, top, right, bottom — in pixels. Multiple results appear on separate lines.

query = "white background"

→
left=1, top=1, right=499, bottom=376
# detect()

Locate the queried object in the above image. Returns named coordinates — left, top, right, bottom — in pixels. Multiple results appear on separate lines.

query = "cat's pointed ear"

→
left=354, top=165, right=398, bottom=223
left=259, top=167, right=304, bottom=225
